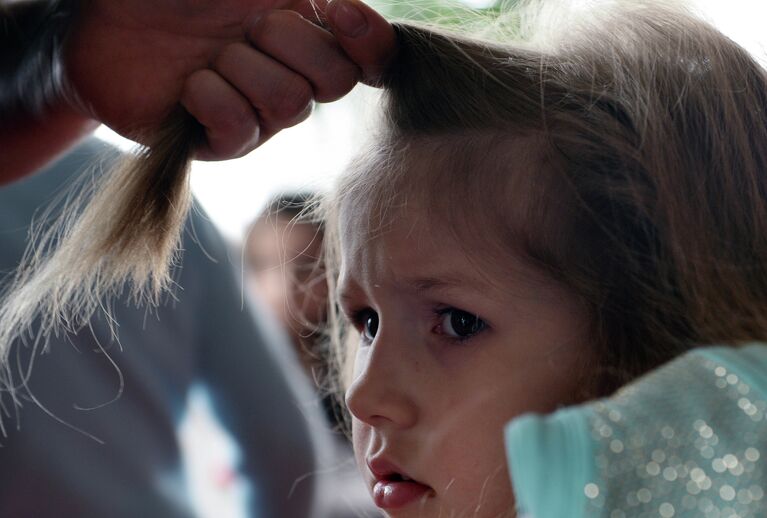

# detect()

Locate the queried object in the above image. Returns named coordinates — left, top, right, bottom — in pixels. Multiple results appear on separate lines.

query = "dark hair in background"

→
left=248, top=192, right=343, bottom=428
left=261, top=191, right=324, bottom=231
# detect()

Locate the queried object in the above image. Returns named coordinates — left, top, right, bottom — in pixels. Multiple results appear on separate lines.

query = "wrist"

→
left=0, top=102, right=97, bottom=185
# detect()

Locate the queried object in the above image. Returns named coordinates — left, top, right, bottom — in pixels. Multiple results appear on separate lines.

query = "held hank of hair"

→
left=0, top=109, right=203, bottom=412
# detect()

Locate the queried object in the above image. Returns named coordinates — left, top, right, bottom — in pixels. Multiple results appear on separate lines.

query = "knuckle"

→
left=270, top=79, right=313, bottom=120
left=181, top=69, right=215, bottom=113
left=293, top=101, right=314, bottom=125
left=314, top=63, right=359, bottom=102
left=247, top=13, right=273, bottom=46
left=248, top=10, right=302, bottom=46
left=215, top=102, right=254, bottom=134
left=213, top=43, right=241, bottom=72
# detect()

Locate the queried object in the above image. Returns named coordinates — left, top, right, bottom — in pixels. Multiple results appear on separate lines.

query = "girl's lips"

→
left=373, top=479, right=433, bottom=510
left=367, top=457, right=435, bottom=510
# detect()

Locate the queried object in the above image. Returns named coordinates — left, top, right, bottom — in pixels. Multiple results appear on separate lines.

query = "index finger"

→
left=324, top=0, right=397, bottom=86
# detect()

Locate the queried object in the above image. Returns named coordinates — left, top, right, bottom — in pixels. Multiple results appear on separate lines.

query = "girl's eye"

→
left=437, top=309, right=486, bottom=340
left=359, top=310, right=379, bottom=341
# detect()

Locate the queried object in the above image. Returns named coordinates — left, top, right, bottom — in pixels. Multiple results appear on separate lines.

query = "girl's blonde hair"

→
left=326, top=0, right=767, bottom=395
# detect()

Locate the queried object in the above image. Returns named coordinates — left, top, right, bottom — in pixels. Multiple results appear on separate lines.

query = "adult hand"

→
left=65, top=0, right=396, bottom=160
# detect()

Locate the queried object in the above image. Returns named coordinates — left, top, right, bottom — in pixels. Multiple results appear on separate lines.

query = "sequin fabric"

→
left=583, top=351, right=766, bottom=518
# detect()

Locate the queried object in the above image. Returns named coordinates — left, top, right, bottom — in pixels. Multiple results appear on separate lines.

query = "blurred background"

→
left=83, top=0, right=767, bottom=516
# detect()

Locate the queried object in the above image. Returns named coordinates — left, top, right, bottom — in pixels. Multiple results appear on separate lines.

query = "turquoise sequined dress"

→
left=505, top=344, right=767, bottom=518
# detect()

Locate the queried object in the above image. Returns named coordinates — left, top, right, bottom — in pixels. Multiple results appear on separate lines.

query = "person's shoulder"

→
left=694, top=342, right=767, bottom=397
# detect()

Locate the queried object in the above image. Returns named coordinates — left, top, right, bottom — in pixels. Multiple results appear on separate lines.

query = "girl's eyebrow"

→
left=337, top=290, right=356, bottom=306
left=407, top=275, right=492, bottom=295
left=336, top=273, right=494, bottom=305
left=336, top=275, right=364, bottom=307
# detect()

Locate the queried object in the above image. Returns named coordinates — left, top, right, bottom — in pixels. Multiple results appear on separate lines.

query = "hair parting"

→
left=0, top=109, right=203, bottom=415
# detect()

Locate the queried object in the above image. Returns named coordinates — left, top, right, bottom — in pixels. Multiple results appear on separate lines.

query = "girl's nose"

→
left=345, top=340, right=419, bottom=429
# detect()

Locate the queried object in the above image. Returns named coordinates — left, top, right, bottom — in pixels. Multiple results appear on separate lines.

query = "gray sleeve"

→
left=0, top=138, right=319, bottom=517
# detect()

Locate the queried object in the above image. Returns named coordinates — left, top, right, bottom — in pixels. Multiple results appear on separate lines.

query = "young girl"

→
left=323, top=1, right=767, bottom=517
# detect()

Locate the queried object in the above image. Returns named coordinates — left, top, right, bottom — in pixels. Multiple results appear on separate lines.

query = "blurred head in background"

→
left=245, top=192, right=328, bottom=381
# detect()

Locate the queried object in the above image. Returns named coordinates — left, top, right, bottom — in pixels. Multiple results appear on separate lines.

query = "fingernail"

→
left=330, top=0, right=368, bottom=38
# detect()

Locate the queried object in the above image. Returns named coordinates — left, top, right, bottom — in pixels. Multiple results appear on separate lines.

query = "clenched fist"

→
left=64, top=0, right=396, bottom=159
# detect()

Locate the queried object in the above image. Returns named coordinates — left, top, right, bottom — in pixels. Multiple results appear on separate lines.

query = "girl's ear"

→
left=0, top=109, right=202, bottom=412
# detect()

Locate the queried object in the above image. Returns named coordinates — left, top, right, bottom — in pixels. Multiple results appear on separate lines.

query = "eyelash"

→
left=433, top=307, right=487, bottom=343
left=349, top=308, right=377, bottom=341
left=347, top=306, right=488, bottom=344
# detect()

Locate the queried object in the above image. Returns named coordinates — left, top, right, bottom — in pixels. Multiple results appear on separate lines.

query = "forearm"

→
left=0, top=104, right=96, bottom=185
left=0, top=0, right=95, bottom=184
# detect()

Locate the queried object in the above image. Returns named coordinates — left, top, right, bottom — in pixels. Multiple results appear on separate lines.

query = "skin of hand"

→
left=0, top=0, right=394, bottom=185
left=63, top=0, right=395, bottom=159
left=0, top=0, right=394, bottom=183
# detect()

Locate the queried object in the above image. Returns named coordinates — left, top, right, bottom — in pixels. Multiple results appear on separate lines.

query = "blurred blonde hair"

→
left=0, top=110, right=200, bottom=419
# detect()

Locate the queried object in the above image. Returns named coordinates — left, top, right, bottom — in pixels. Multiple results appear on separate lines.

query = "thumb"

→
left=325, top=0, right=397, bottom=86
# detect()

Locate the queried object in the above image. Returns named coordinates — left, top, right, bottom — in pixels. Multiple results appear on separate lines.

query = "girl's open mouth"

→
left=368, top=459, right=435, bottom=510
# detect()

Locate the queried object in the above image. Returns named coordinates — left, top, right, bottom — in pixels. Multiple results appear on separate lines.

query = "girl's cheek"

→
left=351, top=415, right=369, bottom=440
left=351, top=418, right=371, bottom=465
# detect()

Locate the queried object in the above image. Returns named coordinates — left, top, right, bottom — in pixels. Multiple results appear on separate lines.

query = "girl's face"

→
left=338, top=201, right=592, bottom=518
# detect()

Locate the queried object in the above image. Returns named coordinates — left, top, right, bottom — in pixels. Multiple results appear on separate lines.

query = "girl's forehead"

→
left=337, top=199, right=556, bottom=298
left=336, top=207, right=484, bottom=298
left=336, top=132, right=556, bottom=256
left=332, top=131, right=578, bottom=302
left=338, top=199, right=428, bottom=270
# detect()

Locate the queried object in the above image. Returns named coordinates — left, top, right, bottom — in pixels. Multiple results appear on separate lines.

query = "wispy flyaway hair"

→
left=0, top=110, right=202, bottom=415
